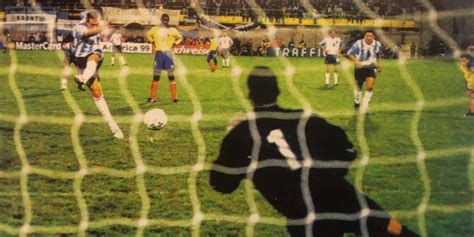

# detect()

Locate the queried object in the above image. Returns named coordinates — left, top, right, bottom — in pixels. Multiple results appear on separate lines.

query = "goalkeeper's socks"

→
left=82, top=60, right=98, bottom=83
left=170, top=81, right=177, bottom=101
left=325, top=73, right=330, bottom=84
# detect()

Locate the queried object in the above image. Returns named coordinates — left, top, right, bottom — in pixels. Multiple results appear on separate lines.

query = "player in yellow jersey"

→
left=146, top=14, right=183, bottom=103
left=459, top=54, right=474, bottom=117
left=207, top=37, right=218, bottom=72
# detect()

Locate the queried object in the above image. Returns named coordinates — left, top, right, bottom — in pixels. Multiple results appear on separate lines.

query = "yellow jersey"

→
left=209, top=38, right=218, bottom=51
left=460, top=63, right=474, bottom=90
left=146, top=26, right=183, bottom=51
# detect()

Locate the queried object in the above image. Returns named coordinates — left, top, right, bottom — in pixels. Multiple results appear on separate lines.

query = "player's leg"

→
left=149, top=71, right=160, bottom=103
left=470, top=96, right=474, bottom=115
left=364, top=197, right=419, bottom=236
left=168, top=69, right=178, bottom=103
left=208, top=51, right=217, bottom=72
left=1, top=42, right=5, bottom=53
left=354, top=69, right=364, bottom=110
left=149, top=52, right=162, bottom=103
left=163, top=50, right=178, bottom=102
left=118, top=52, right=126, bottom=66
left=325, top=64, right=331, bottom=85
left=221, top=51, right=226, bottom=67
left=78, top=53, right=101, bottom=84
left=87, top=76, right=124, bottom=139
left=60, top=55, right=72, bottom=90
left=213, top=54, right=218, bottom=69
left=223, top=50, right=230, bottom=67
left=465, top=91, right=474, bottom=116
left=333, top=64, right=339, bottom=85
left=111, top=51, right=116, bottom=66
left=360, top=76, right=375, bottom=114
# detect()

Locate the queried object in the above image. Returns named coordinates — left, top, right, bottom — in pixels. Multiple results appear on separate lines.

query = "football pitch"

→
left=0, top=51, right=472, bottom=236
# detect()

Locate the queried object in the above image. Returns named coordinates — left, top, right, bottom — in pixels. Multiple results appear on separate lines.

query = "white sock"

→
left=62, top=65, right=71, bottom=79
left=360, top=90, right=373, bottom=114
left=94, top=96, right=121, bottom=134
left=325, top=73, right=330, bottom=84
left=82, top=60, right=98, bottom=83
left=111, top=57, right=115, bottom=65
left=354, top=89, right=362, bottom=104
left=222, top=58, right=226, bottom=66
left=334, top=73, right=338, bottom=84
left=61, top=65, right=71, bottom=85
left=119, top=56, right=126, bottom=65
left=365, top=90, right=373, bottom=103
left=226, top=58, right=230, bottom=66
left=60, top=78, right=67, bottom=88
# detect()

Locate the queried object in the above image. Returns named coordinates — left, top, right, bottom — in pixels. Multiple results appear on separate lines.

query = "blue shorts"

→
left=207, top=50, right=217, bottom=63
left=154, top=51, right=174, bottom=72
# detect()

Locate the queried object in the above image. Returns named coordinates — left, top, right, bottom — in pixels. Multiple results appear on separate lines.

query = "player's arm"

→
left=173, top=29, right=183, bottom=45
left=146, top=27, right=156, bottom=43
left=337, top=39, right=343, bottom=54
left=81, top=26, right=102, bottom=38
left=348, top=54, right=362, bottom=68
left=318, top=39, right=327, bottom=52
left=210, top=123, right=251, bottom=194
left=347, top=43, right=362, bottom=68
left=467, top=65, right=474, bottom=96
left=375, top=42, right=383, bottom=72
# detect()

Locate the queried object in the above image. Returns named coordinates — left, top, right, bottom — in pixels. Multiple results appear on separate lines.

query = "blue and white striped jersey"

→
left=346, top=39, right=383, bottom=66
left=73, top=24, right=102, bottom=58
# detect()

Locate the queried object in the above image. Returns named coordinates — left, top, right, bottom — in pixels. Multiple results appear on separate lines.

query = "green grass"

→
left=0, top=51, right=473, bottom=236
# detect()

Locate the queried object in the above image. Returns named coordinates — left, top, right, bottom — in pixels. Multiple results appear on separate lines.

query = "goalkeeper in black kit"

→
left=210, top=66, right=418, bottom=237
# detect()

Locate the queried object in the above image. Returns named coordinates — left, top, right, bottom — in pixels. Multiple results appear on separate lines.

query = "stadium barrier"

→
left=11, top=41, right=210, bottom=55
left=10, top=41, right=330, bottom=58
left=209, top=15, right=416, bottom=28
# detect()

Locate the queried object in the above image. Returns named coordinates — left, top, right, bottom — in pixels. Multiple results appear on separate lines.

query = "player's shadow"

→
left=347, top=113, right=380, bottom=133
left=22, top=91, right=61, bottom=99
left=317, top=84, right=339, bottom=90
left=138, top=100, right=181, bottom=107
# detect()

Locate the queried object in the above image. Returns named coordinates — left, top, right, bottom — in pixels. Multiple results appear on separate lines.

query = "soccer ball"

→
left=144, top=109, right=168, bottom=130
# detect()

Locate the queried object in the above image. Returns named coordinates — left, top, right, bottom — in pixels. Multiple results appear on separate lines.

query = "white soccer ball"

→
left=144, top=109, right=168, bottom=130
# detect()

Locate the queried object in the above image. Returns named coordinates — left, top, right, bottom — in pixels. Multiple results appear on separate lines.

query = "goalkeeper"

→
left=210, top=66, right=418, bottom=237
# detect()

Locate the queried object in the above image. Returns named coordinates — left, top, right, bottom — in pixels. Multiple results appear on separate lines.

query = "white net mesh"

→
left=0, top=0, right=473, bottom=237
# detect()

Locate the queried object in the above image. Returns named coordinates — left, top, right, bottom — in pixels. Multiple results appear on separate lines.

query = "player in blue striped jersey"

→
left=73, top=11, right=124, bottom=139
left=347, top=30, right=383, bottom=114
